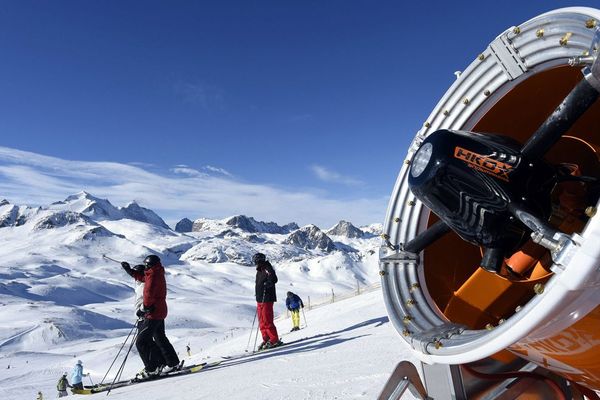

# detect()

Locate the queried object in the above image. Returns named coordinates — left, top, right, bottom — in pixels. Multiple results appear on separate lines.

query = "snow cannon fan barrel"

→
left=380, top=7, right=600, bottom=392
left=407, top=129, right=556, bottom=272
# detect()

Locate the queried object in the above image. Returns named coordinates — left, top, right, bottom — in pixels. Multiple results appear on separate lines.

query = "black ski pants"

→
left=136, top=318, right=179, bottom=370
left=135, top=319, right=166, bottom=371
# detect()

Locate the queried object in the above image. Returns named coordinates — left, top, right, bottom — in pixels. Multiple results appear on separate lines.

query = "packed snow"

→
left=0, top=192, right=419, bottom=399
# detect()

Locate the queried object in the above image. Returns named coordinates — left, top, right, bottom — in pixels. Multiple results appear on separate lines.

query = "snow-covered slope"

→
left=1, top=291, right=419, bottom=400
left=0, top=193, right=398, bottom=400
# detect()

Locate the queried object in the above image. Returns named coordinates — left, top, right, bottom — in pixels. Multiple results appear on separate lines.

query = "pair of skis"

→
left=220, top=336, right=307, bottom=363
left=72, top=337, right=308, bottom=395
left=71, top=361, right=222, bottom=395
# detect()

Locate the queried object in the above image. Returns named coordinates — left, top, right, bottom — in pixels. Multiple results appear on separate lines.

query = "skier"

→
left=186, top=344, right=191, bottom=357
left=36, top=391, right=43, bottom=400
left=120, top=261, right=167, bottom=375
left=128, top=255, right=180, bottom=375
left=285, top=291, right=304, bottom=332
left=70, top=360, right=88, bottom=390
left=253, top=253, right=283, bottom=350
left=56, top=373, right=70, bottom=397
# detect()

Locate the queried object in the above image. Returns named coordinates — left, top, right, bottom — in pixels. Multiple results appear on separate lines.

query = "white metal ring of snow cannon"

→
left=380, top=7, right=600, bottom=365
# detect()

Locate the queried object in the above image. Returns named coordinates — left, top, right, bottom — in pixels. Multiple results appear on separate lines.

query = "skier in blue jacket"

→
left=285, top=291, right=304, bottom=332
left=70, top=360, right=88, bottom=390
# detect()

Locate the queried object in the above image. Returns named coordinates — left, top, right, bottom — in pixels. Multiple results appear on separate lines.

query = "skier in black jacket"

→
left=253, top=253, right=282, bottom=350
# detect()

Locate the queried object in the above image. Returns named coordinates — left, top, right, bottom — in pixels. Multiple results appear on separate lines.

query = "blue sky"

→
left=0, top=1, right=598, bottom=226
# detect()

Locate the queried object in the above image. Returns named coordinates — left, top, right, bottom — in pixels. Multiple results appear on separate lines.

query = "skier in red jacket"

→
left=121, top=261, right=166, bottom=374
left=123, top=255, right=180, bottom=375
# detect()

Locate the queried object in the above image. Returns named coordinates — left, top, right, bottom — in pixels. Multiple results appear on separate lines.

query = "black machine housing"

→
left=408, top=129, right=557, bottom=271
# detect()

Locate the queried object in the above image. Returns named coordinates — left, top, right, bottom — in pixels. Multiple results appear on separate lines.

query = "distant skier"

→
left=186, top=344, right=191, bottom=357
left=124, top=255, right=180, bottom=375
left=56, top=373, right=70, bottom=397
left=285, top=291, right=304, bottom=332
left=253, top=253, right=283, bottom=350
left=36, top=391, right=43, bottom=400
left=70, top=360, right=88, bottom=390
left=120, top=260, right=167, bottom=375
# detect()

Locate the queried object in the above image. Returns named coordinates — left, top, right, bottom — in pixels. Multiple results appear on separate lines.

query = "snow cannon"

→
left=379, top=7, right=600, bottom=400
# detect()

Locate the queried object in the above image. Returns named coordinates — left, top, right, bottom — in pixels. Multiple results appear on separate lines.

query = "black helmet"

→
left=144, top=255, right=161, bottom=268
left=252, top=252, right=266, bottom=265
left=287, top=291, right=293, bottom=297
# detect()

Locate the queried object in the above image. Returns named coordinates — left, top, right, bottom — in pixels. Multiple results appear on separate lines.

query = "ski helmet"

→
left=252, top=252, right=266, bottom=265
left=77, top=360, right=82, bottom=365
left=144, top=255, right=161, bottom=268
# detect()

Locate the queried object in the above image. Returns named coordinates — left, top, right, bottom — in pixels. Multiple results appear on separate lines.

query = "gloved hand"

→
left=121, top=261, right=130, bottom=269
left=136, top=309, right=145, bottom=318
left=145, top=304, right=155, bottom=313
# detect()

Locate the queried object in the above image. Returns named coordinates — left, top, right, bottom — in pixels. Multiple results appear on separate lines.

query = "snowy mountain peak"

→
left=327, top=220, right=365, bottom=238
left=121, top=201, right=169, bottom=229
left=285, top=224, right=335, bottom=252
left=47, top=192, right=169, bottom=229
left=175, top=217, right=194, bottom=233
left=0, top=199, right=9, bottom=206
left=0, top=204, right=20, bottom=228
left=224, top=215, right=298, bottom=234
left=52, top=192, right=121, bottom=220
left=67, top=190, right=93, bottom=199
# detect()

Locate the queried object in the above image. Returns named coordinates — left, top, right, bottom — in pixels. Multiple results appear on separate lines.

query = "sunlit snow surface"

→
left=0, top=193, right=418, bottom=399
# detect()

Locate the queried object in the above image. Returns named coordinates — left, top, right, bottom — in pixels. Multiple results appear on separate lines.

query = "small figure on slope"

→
left=286, top=291, right=304, bottom=332
left=253, top=253, right=283, bottom=350
left=57, top=373, right=70, bottom=397
left=36, top=391, right=43, bottom=400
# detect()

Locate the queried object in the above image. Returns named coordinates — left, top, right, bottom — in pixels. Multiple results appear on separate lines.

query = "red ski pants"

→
left=257, top=302, right=279, bottom=343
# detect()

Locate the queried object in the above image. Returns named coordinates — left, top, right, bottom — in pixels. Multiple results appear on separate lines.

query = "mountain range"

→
left=0, top=191, right=381, bottom=349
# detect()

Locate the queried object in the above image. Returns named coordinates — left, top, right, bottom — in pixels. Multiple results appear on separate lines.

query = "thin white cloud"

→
left=171, top=165, right=207, bottom=178
left=0, top=146, right=385, bottom=228
left=311, top=165, right=364, bottom=186
left=204, top=165, right=232, bottom=177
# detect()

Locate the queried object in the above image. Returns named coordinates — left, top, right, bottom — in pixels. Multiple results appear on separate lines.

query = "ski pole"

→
left=252, top=318, right=261, bottom=354
left=245, top=309, right=257, bottom=352
left=102, top=254, right=122, bottom=264
left=107, top=327, right=139, bottom=396
left=87, top=374, right=95, bottom=386
left=252, top=285, right=268, bottom=353
left=99, top=322, right=137, bottom=385
left=302, top=308, right=308, bottom=328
